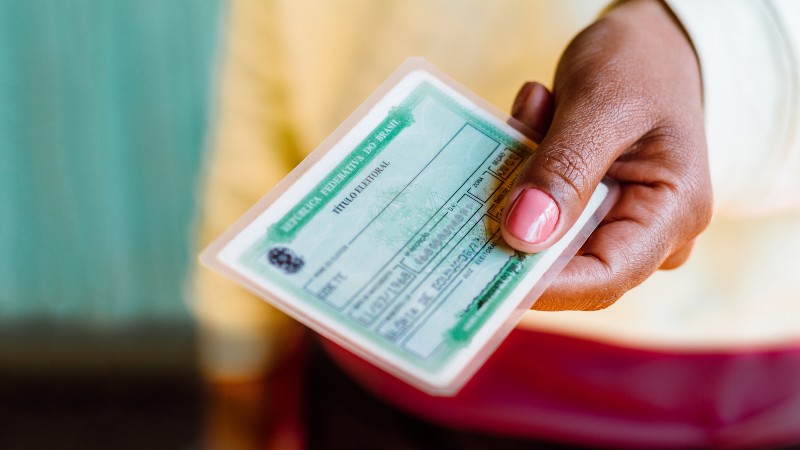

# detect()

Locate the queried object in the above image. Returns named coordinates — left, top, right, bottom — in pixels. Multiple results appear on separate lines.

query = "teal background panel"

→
left=0, top=0, right=221, bottom=328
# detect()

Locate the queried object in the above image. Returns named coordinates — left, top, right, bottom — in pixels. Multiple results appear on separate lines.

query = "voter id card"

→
left=201, top=59, right=617, bottom=395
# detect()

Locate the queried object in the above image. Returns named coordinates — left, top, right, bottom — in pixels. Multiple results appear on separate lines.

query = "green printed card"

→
left=201, top=59, right=615, bottom=395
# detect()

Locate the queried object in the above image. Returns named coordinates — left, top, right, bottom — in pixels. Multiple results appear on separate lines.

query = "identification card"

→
left=201, top=59, right=617, bottom=395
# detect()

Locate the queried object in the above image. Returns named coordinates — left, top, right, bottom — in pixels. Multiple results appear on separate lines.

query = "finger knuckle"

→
left=536, top=144, right=593, bottom=201
left=671, top=165, right=714, bottom=238
left=660, top=250, right=690, bottom=270
left=582, top=257, right=631, bottom=311
left=582, top=291, right=622, bottom=311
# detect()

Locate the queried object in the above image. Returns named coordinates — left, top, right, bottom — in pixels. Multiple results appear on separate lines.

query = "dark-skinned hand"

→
left=501, top=0, right=712, bottom=311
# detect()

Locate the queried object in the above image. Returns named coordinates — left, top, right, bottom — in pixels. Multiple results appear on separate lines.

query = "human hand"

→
left=501, top=0, right=712, bottom=311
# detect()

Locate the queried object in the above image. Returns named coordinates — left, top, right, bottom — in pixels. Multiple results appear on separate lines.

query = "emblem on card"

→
left=266, top=247, right=305, bottom=274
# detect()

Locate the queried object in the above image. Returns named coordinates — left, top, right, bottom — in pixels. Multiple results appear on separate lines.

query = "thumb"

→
left=501, top=82, right=643, bottom=253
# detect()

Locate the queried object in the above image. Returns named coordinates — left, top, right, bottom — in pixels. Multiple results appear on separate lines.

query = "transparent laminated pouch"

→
left=200, top=58, right=619, bottom=395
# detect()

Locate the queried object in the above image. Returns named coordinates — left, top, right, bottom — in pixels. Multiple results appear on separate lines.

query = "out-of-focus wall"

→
left=0, top=0, right=222, bottom=372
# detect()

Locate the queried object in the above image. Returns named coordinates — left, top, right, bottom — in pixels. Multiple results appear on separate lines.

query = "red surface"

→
left=324, top=328, right=800, bottom=449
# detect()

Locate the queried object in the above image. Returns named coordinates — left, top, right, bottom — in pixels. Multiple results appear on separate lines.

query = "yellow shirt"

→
left=192, top=0, right=606, bottom=379
left=193, top=0, right=800, bottom=379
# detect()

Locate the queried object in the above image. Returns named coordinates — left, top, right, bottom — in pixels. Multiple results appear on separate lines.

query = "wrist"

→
left=607, top=0, right=698, bottom=67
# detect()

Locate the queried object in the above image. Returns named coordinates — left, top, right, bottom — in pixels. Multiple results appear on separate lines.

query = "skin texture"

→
left=501, top=0, right=712, bottom=311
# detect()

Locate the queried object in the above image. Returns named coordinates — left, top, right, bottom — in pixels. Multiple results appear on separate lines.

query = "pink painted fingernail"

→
left=505, top=188, right=559, bottom=244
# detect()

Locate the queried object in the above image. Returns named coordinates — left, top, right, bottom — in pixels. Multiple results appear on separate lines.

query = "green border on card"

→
left=266, top=108, right=415, bottom=244
left=238, top=80, right=535, bottom=373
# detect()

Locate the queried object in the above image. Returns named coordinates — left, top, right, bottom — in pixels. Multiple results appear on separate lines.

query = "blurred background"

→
left=5, top=0, right=798, bottom=449
left=0, top=0, right=219, bottom=448
left=0, top=1, right=607, bottom=448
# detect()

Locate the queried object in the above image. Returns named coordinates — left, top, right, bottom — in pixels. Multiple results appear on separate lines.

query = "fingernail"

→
left=505, top=188, right=559, bottom=244
left=511, top=82, right=551, bottom=138
left=511, top=82, right=535, bottom=118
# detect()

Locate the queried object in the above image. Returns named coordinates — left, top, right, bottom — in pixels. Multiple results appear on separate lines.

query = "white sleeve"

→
left=664, top=0, right=800, bottom=217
